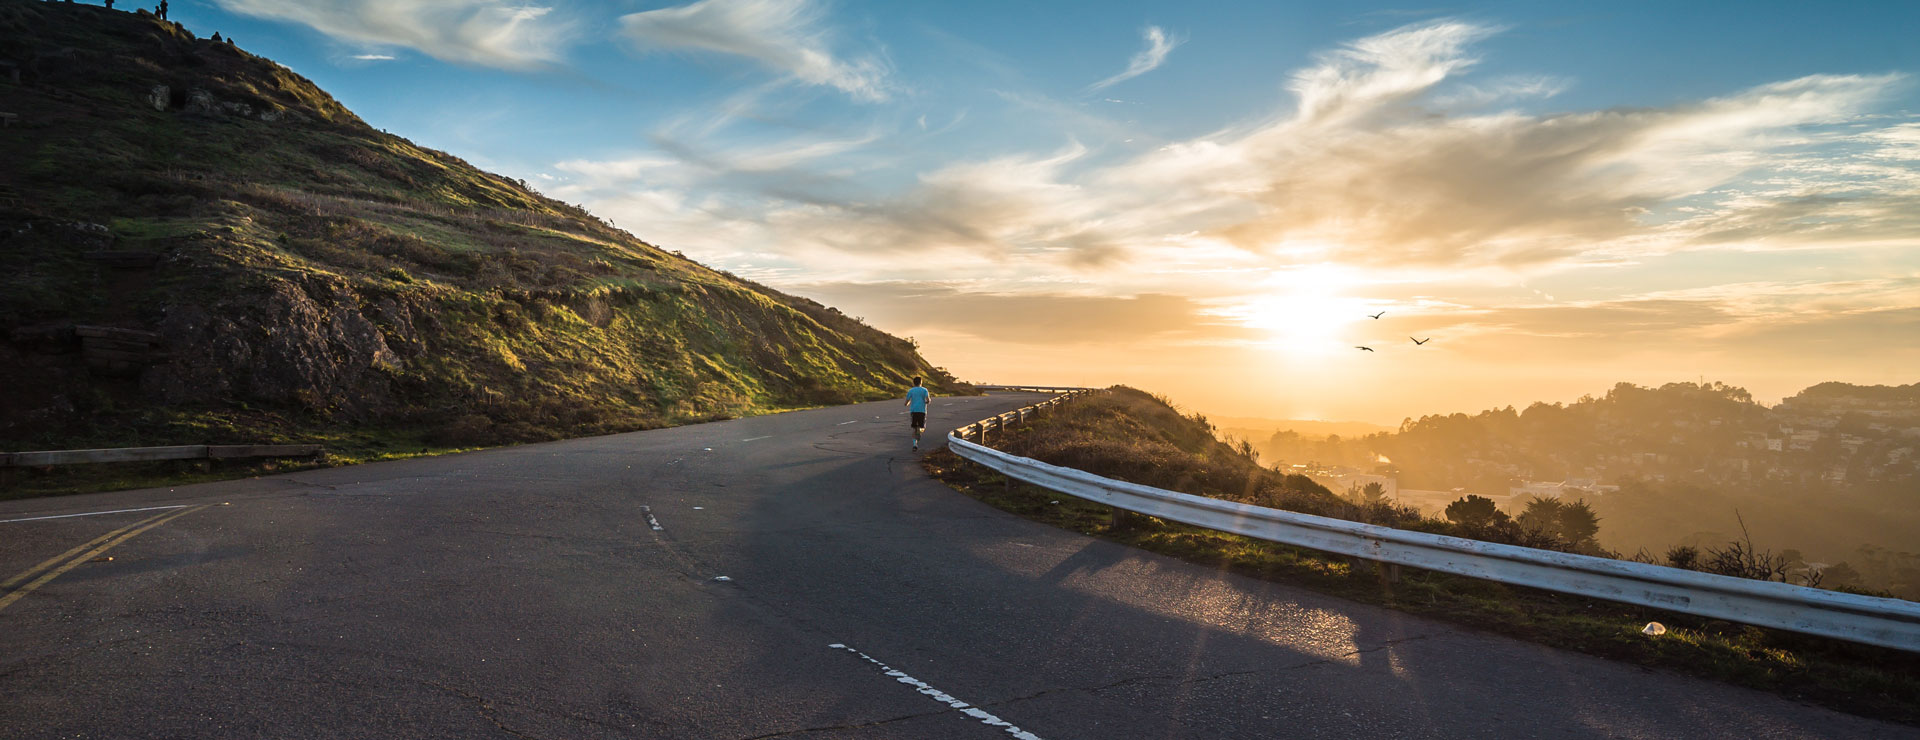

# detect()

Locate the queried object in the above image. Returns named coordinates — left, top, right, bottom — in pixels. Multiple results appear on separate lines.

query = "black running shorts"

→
left=910, top=411, right=927, bottom=429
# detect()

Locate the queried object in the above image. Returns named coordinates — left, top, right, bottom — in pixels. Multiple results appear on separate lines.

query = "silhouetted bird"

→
left=1411, top=337, right=1430, bottom=345
left=1355, top=346, right=1374, bottom=352
left=1368, top=311, right=1385, bottom=319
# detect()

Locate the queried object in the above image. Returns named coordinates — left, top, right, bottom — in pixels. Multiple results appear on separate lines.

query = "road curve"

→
left=1, top=393, right=1912, bottom=739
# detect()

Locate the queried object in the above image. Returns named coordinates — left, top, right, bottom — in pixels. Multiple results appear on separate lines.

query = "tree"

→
left=1444, top=495, right=1502, bottom=528
left=1558, top=499, right=1601, bottom=546
left=1360, top=481, right=1386, bottom=504
left=1517, top=497, right=1566, bottom=537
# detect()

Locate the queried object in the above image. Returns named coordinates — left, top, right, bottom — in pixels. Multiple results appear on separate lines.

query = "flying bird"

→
left=1355, top=346, right=1374, bottom=352
left=1368, top=311, right=1385, bottom=319
left=1411, top=337, right=1430, bottom=345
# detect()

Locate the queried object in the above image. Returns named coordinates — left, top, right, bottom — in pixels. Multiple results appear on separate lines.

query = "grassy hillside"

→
left=0, top=0, right=963, bottom=479
left=925, top=387, right=1920, bottom=724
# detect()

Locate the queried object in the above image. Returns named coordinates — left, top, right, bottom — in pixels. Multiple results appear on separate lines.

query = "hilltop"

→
left=0, top=0, right=961, bottom=465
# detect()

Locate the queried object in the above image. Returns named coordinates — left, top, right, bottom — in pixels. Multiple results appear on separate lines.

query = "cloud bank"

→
left=561, top=19, right=1916, bottom=285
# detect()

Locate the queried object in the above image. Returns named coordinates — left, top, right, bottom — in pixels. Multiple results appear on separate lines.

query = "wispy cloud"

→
left=796, top=283, right=1241, bottom=345
left=350, top=53, right=397, bottom=61
left=619, top=0, right=890, bottom=101
left=558, top=18, right=1918, bottom=292
left=1089, top=26, right=1181, bottom=91
left=214, top=0, right=568, bottom=69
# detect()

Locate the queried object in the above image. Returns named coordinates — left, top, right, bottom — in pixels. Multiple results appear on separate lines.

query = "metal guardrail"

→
left=945, top=395, right=1920, bottom=653
left=951, top=388, right=1097, bottom=446
left=971, top=384, right=1092, bottom=394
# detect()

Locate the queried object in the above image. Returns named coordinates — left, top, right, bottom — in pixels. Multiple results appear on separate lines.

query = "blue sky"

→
left=157, top=0, right=1920, bottom=421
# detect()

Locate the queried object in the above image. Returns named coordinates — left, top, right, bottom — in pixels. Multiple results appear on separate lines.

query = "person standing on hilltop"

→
left=905, top=376, right=932, bottom=452
left=156, top=1, right=167, bottom=20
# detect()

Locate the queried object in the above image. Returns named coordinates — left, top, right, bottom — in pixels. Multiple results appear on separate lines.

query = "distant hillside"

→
left=1787, top=381, right=1920, bottom=406
left=0, top=0, right=963, bottom=456
left=1251, top=379, right=1920, bottom=596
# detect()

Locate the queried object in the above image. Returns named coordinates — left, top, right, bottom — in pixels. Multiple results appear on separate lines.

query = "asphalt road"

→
left=1, top=392, right=1912, bottom=739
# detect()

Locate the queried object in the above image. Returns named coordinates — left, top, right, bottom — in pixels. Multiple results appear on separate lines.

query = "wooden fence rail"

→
left=2, top=444, right=323, bottom=467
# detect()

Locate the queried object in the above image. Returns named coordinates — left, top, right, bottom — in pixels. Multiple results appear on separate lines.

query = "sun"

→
left=1227, top=267, right=1377, bottom=355
left=1240, top=293, right=1372, bottom=353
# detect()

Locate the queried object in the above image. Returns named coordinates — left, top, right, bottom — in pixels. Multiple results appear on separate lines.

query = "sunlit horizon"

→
left=177, top=0, right=1920, bottom=424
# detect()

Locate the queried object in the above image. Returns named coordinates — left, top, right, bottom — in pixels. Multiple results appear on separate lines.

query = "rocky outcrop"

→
left=75, top=325, right=163, bottom=377
left=147, top=85, right=303, bottom=123
left=142, top=278, right=423, bottom=416
left=183, top=87, right=214, bottom=114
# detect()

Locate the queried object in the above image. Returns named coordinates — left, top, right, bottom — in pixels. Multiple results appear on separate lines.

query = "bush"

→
left=431, top=413, right=494, bottom=446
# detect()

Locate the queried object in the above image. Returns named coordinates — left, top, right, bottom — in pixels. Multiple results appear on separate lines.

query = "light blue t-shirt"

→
left=906, top=386, right=930, bottom=413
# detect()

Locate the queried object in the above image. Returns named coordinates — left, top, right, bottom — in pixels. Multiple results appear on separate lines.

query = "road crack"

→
left=734, top=708, right=955, bottom=739
left=417, top=679, right=548, bottom=740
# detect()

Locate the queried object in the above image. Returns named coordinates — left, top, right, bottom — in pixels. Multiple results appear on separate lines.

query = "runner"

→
left=905, top=376, right=931, bottom=451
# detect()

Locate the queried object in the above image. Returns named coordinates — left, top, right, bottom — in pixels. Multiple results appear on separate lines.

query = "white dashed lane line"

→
left=836, top=420, right=859, bottom=425
left=741, top=436, right=771, bottom=442
left=641, top=506, right=663, bottom=531
left=828, top=643, right=1045, bottom=740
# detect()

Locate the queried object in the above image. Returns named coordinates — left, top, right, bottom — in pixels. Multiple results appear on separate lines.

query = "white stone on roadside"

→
left=1642, top=622, right=1666, bottom=636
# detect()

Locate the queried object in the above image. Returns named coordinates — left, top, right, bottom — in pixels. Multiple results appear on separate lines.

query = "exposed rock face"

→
left=143, top=278, right=422, bottom=417
left=183, top=87, right=214, bottom=114
left=158, top=85, right=301, bottom=122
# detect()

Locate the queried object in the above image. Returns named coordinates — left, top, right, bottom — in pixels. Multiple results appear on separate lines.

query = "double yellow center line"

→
left=0, top=504, right=209, bottom=614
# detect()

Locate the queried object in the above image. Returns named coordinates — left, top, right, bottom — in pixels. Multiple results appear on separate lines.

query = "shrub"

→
left=431, top=413, right=494, bottom=446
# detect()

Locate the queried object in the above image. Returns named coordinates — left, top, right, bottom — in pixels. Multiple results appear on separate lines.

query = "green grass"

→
left=923, top=389, right=1920, bottom=725
left=0, top=0, right=976, bottom=496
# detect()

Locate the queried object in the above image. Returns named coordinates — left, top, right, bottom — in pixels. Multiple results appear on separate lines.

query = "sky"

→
left=159, top=0, right=1920, bottom=424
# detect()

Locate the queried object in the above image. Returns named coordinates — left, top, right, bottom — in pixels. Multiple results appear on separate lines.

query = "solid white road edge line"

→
left=0, top=504, right=190, bottom=524
left=827, top=643, right=1045, bottom=740
left=641, top=506, right=664, bottom=531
